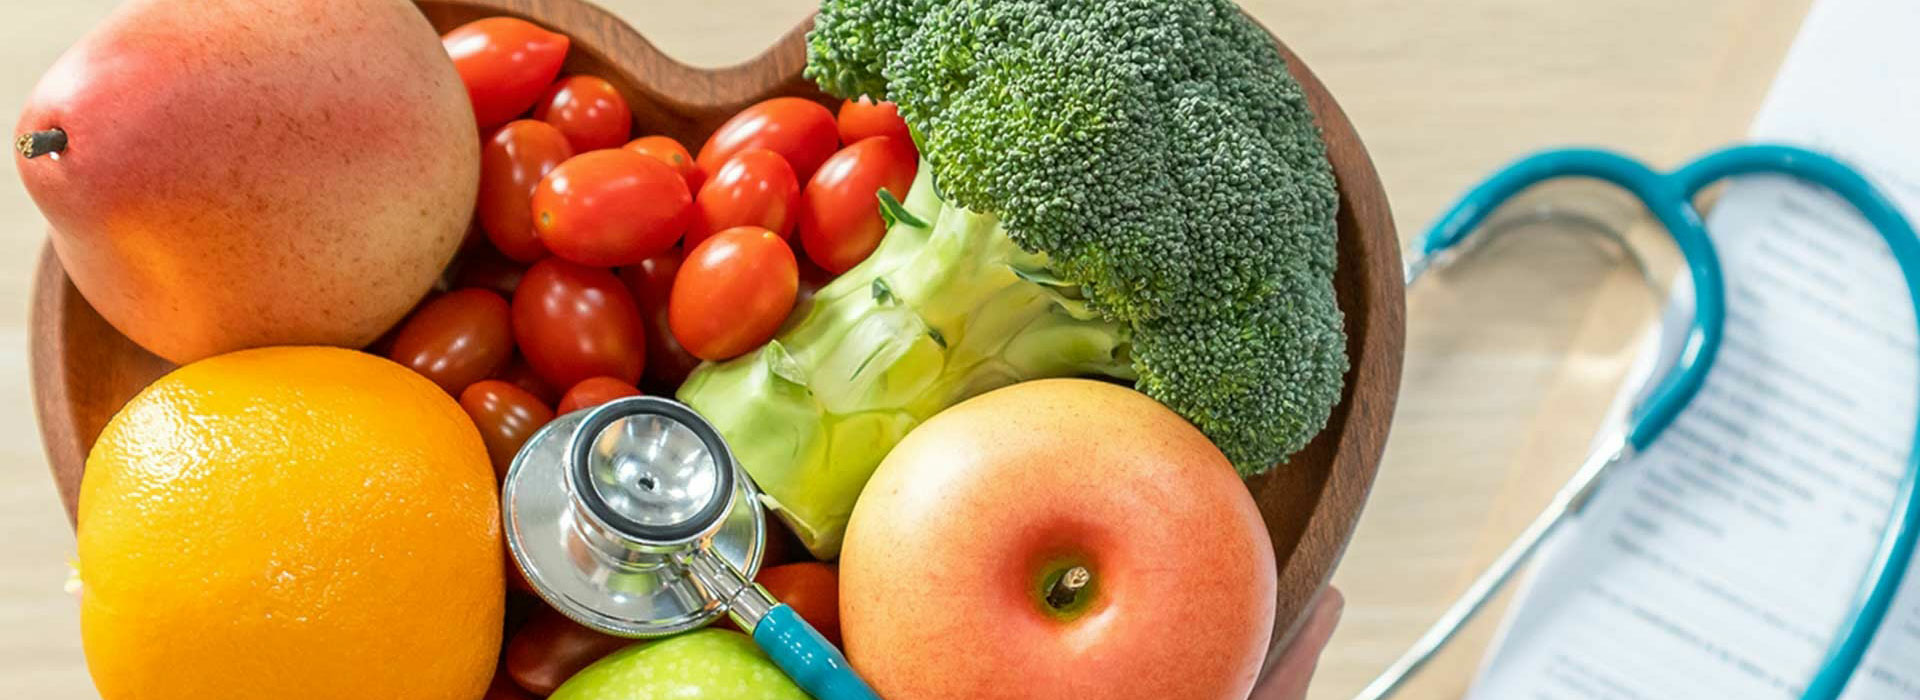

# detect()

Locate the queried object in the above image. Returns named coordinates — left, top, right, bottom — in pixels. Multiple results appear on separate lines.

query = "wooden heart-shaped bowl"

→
left=28, top=0, right=1403, bottom=683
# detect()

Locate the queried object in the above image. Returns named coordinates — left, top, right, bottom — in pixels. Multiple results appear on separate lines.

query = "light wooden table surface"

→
left=0, top=1, right=1814, bottom=698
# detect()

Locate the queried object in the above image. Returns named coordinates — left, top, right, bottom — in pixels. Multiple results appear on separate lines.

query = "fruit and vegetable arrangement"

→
left=13, top=0, right=1350, bottom=699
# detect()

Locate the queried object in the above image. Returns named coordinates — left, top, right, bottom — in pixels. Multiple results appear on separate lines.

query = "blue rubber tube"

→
left=752, top=604, right=882, bottom=700
left=1418, top=148, right=1726, bottom=451
left=1417, top=143, right=1920, bottom=699
left=1675, top=145, right=1920, bottom=700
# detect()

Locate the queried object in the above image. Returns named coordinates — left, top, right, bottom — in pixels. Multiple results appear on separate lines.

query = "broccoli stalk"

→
left=682, top=0, right=1348, bottom=557
left=679, top=165, right=1135, bottom=554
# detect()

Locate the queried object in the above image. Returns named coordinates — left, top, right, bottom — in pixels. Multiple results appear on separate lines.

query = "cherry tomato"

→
left=688, top=149, right=799, bottom=249
left=838, top=96, right=913, bottom=149
left=442, top=18, right=571, bottom=128
left=555, top=376, right=642, bottom=414
left=625, top=135, right=704, bottom=191
left=485, top=669, right=537, bottom=700
left=452, top=248, right=528, bottom=297
left=513, top=258, right=648, bottom=388
left=757, top=563, right=841, bottom=645
left=670, top=226, right=799, bottom=361
left=798, top=136, right=919, bottom=274
left=533, top=75, right=634, bottom=153
left=618, top=250, right=705, bottom=392
left=459, top=380, right=555, bottom=481
left=696, top=97, right=839, bottom=182
left=387, top=289, right=514, bottom=395
left=493, top=356, right=561, bottom=405
left=533, top=149, right=691, bottom=267
left=506, top=606, right=637, bottom=697
left=479, top=120, right=573, bottom=262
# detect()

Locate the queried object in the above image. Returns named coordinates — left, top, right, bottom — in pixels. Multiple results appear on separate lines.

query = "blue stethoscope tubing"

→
left=1363, top=144, right=1920, bottom=700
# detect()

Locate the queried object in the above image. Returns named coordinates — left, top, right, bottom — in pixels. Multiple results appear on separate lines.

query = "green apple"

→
left=548, top=629, right=808, bottom=700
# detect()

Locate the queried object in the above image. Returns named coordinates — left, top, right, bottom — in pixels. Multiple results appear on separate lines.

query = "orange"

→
left=77, top=347, right=504, bottom=700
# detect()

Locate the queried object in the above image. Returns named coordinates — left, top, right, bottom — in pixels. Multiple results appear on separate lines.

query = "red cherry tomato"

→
left=493, top=356, right=561, bottom=405
left=619, top=250, right=705, bottom=392
left=625, top=135, right=704, bottom=191
left=458, top=380, right=555, bottom=481
left=485, top=669, right=538, bottom=700
left=555, top=376, right=642, bottom=414
left=388, top=288, right=514, bottom=395
left=442, top=18, right=571, bottom=128
left=757, top=563, right=841, bottom=646
left=479, top=120, right=573, bottom=262
left=506, top=606, right=637, bottom=697
left=670, top=226, right=799, bottom=361
left=533, top=149, right=691, bottom=267
left=688, top=149, right=799, bottom=249
left=696, top=97, right=839, bottom=182
left=837, top=96, right=913, bottom=149
left=513, top=258, right=648, bottom=388
left=533, top=75, right=634, bottom=153
left=798, top=136, right=919, bottom=274
left=452, top=248, right=528, bottom=297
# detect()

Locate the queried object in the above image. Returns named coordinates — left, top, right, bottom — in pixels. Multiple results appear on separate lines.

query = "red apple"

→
left=839, top=379, right=1278, bottom=700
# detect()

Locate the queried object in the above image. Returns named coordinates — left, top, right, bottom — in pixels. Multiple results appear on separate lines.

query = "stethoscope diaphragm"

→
left=501, top=396, right=766, bottom=638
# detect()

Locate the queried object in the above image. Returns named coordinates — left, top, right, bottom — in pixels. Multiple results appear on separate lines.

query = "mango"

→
left=15, top=0, right=479, bottom=363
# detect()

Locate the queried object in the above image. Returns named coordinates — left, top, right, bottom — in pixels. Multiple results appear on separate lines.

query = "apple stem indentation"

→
left=1045, top=565, right=1091, bottom=609
left=17, top=128, right=67, bottom=160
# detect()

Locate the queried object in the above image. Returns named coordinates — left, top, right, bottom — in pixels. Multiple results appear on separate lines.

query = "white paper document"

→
left=1468, top=0, right=1920, bottom=697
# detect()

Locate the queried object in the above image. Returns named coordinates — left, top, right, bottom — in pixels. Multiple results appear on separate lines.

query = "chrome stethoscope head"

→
left=569, top=398, right=735, bottom=546
left=501, top=396, right=767, bottom=638
left=502, top=396, right=883, bottom=700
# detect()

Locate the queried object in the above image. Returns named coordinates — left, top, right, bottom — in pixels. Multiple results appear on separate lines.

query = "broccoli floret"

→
left=681, top=0, right=1346, bottom=557
left=801, top=0, right=926, bottom=101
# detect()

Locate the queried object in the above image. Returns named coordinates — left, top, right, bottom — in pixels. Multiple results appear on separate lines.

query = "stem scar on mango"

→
left=17, top=128, right=67, bottom=159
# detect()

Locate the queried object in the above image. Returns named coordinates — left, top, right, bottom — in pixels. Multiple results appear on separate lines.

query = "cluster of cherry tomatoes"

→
left=407, top=16, right=919, bottom=475
left=404, top=16, right=887, bottom=700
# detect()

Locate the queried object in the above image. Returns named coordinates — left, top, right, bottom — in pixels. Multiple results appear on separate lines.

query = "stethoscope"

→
left=1361, top=144, right=1920, bottom=700
left=501, top=396, right=881, bottom=700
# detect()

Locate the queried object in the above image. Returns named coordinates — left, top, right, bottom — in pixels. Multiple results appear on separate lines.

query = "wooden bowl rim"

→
left=27, top=0, right=1404, bottom=680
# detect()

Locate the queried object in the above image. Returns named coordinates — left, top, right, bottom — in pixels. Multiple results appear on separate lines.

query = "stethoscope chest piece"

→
left=502, top=396, right=766, bottom=638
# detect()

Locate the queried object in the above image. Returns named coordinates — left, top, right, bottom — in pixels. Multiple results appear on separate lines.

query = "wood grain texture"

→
left=26, top=0, right=1404, bottom=683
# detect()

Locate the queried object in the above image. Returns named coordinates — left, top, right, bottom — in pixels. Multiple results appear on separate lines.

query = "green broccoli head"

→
left=683, top=0, right=1347, bottom=556
left=807, top=0, right=1346, bottom=467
